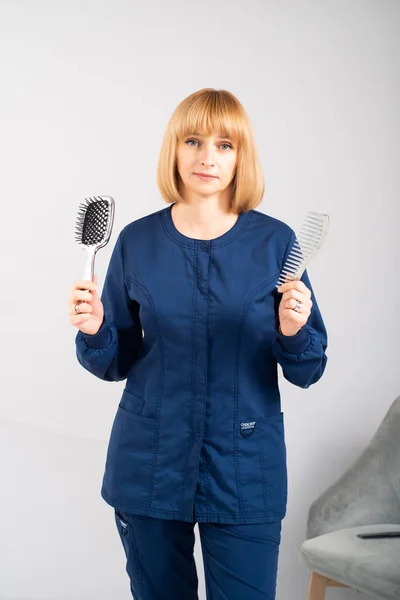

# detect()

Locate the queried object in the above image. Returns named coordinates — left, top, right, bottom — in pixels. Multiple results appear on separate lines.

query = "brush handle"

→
left=78, top=248, right=96, bottom=301
left=83, top=247, right=96, bottom=281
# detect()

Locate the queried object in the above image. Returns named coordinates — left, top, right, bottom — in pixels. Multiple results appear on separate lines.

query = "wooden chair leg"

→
left=308, top=571, right=350, bottom=600
left=308, top=572, right=328, bottom=600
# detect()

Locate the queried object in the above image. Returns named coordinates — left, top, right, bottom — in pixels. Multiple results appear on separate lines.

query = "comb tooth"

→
left=287, top=254, right=304, bottom=264
left=286, top=262, right=300, bottom=271
left=285, top=260, right=301, bottom=269
left=301, top=221, right=322, bottom=231
left=307, top=211, right=328, bottom=218
left=301, top=223, right=321, bottom=233
left=304, top=215, right=323, bottom=223
left=282, top=265, right=295, bottom=273
left=285, top=254, right=300, bottom=264
left=304, top=213, right=322, bottom=222
left=296, top=239, right=314, bottom=250
left=287, top=256, right=302, bottom=266
left=303, top=219, right=321, bottom=227
left=298, top=239, right=318, bottom=250
left=288, top=248, right=304, bottom=258
left=296, top=238, right=309, bottom=252
left=298, top=232, right=317, bottom=243
left=288, top=248, right=303, bottom=258
left=287, top=250, right=303, bottom=261
left=292, top=239, right=303, bottom=249
left=301, top=231, right=320, bottom=240
left=286, top=265, right=300, bottom=274
left=293, top=239, right=303, bottom=248
left=294, top=238, right=308, bottom=248
left=301, top=228, right=321, bottom=238
left=300, top=226, right=320, bottom=235
left=298, top=237, right=319, bottom=249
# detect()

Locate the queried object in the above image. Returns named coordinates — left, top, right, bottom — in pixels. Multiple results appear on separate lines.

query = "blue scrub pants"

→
left=114, top=508, right=282, bottom=599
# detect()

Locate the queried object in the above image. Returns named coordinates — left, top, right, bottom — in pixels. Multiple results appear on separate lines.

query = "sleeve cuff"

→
left=276, top=326, right=311, bottom=354
left=83, top=317, right=112, bottom=349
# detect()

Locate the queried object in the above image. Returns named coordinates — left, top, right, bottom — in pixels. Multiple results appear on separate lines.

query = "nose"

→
left=200, top=141, right=215, bottom=166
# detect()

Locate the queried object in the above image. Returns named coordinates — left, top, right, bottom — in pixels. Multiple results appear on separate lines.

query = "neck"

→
left=173, top=198, right=236, bottom=226
left=171, top=199, right=239, bottom=240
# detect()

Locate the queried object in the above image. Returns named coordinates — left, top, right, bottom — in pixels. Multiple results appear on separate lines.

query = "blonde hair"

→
left=156, top=88, right=265, bottom=213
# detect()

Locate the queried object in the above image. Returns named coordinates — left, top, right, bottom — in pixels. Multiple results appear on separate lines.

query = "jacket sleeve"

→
left=271, top=229, right=328, bottom=389
left=75, top=230, right=143, bottom=382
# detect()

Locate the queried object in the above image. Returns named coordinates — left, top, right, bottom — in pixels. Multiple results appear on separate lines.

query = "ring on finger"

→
left=293, top=299, right=302, bottom=313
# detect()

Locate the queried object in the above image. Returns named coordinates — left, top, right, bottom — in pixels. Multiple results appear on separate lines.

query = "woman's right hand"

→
left=67, top=274, right=104, bottom=335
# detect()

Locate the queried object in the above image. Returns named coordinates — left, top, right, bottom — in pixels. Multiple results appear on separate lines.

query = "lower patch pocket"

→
left=235, top=412, right=288, bottom=516
left=103, top=408, right=157, bottom=508
left=235, top=418, right=264, bottom=513
left=258, top=412, right=288, bottom=514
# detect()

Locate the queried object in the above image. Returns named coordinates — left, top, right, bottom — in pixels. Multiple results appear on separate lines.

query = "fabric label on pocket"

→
left=240, top=421, right=256, bottom=437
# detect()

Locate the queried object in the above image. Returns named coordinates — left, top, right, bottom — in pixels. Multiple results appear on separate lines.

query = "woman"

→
left=68, top=88, right=328, bottom=599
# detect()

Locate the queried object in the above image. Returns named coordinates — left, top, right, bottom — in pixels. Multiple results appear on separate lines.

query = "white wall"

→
left=1, top=0, right=399, bottom=598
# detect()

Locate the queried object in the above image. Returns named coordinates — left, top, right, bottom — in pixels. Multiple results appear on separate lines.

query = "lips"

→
left=194, top=173, right=217, bottom=178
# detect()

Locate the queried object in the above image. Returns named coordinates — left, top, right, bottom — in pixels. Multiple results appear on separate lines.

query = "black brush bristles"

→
left=75, top=197, right=110, bottom=246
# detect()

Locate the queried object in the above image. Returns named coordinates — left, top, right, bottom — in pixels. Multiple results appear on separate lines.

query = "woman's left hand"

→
left=277, top=279, right=313, bottom=336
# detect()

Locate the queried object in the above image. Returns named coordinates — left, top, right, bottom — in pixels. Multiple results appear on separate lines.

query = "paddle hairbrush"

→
left=275, top=211, right=330, bottom=288
left=75, top=195, right=115, bottom=283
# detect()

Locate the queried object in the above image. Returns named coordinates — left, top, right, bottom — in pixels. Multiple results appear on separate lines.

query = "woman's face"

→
left=175, top=131, right=237, bottom=200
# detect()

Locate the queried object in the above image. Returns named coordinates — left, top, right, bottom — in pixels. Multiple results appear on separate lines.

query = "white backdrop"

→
left=1, top=0, right=399, bottom=598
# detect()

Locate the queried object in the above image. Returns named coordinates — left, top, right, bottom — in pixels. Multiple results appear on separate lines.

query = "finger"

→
left=277, top=278, right=297, bottom=293
left=69, top=302, right=93, bottom=315
left=73, top=279, right=97, bottom=292
left=73, top=290, right=93, bottom=302
left=282, top=287, right=312, bottom=305
left=279, top=279, right=310, bottom=297
left=295, top=280, right=311, bottom=297
left=70, top=314, right=92, bottom=325
left=281, top=288, right=306, bottom=302
left=286, top=295, right=312, bottom=310
left=286, top=298, right=304, bottom=311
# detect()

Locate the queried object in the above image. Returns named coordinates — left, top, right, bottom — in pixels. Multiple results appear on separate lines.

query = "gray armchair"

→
left=300, top=394, right=400, bottom=600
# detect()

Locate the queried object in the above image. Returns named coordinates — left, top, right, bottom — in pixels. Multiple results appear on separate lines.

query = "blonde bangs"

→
left=173, top=91, right=245, bottom=145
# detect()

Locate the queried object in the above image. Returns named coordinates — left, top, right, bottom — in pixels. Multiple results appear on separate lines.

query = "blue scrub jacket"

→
left=75, top=203, right=328, bottom=524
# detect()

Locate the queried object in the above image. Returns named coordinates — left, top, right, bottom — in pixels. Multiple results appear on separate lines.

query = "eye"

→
left=185, top=139, right=233, bottom=150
